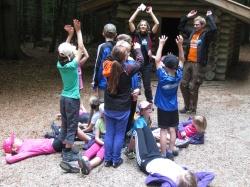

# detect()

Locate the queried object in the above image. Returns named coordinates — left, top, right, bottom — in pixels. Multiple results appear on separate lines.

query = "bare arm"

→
left=79, top=44, right=89, bottom=66
left=155, top=35, right=168, bottom=69
left=73, top=19, right=84, bottom=63
left=64, top=25, right=74, bottom=43
left=175, top=35, right=184, bottom=68
left=128, top=6, right=141, bottom=32
left=95, top=127, right=104, bottom=145
left=146, top=6, right=159, bottom=34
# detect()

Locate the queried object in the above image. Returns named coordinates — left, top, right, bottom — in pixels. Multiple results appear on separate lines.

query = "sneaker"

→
left=104, top=160, right=113, bottom=167
left=179, top=107, right=189, bottom=114
left=172, top=149, right=179, bottom=157
left=113, top=158, right=123, bottom=168
left=59, top=161, right=80, bottom=173
left=175, top=138, right=190, bottom=148
left=165, top=151, right=174, bottom=161
left=124, top=147, right=136, bottom=159
left=78, top=157, right=91, bottom=175
left=62, top=149, right=79, bottom=162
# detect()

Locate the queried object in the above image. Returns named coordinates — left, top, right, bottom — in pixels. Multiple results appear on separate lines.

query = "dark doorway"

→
left=161, top=18, right=180, bottom=56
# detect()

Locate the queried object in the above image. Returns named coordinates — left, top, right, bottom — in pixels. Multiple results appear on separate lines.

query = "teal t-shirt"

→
left=57, top=58, right=80, bottom=99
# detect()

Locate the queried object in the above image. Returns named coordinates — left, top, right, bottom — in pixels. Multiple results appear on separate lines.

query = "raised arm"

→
left=205, top=10, right=217, bottom=39
left=128, top=6, right=141, bottom=32
left=146, top=6, right=159, bottom=34
left=175, top=35, right=184, bottom=68
left=155, top=35, right=168, bottom=69
left=79, top=44, right=89, bottom=66
left=73, top=19, right=84, bottom=63
left=178, top=10, right=197, bottom=36
left=64, top=25, right=74, bottom=43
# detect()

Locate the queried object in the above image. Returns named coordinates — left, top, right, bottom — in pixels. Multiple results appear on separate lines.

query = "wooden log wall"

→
left=116, top=0, right=242, bottom=81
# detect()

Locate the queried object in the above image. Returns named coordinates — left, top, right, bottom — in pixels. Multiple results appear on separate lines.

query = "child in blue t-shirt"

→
left=154, top=35, right=184, bottom=160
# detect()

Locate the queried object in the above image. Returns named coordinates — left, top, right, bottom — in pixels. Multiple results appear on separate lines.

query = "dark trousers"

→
left=180, top=62, right=205, bottom=111
left=141, top=64, right=153, bottom=103
left=58, top=96, right=80, bottom=145
left=134, top=126, right=162, bottom=173
left=126, top=100, right=137, bottom=134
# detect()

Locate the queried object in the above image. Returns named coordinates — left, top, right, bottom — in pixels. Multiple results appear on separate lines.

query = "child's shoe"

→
left=62, top=149, right=79, bottom=162
left=78, top=157, right=91, bottom=175
left=124, top=147, right=136, bottom=159
left=59, top=161, right=80, bottom=173
left=165, top=151, right=174, bottom=161
left=104, top=160, right=113, bottom=167
left=112, top=158, right=123, bottom=168
left=175, top=138, right=190, bottom=148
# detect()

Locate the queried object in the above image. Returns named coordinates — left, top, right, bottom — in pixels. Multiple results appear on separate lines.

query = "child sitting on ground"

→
left=2, top=133, right=64, bottom=164
left=60, top=103, right=106, bottom=174
left=177, top=115, right=207, bottom=145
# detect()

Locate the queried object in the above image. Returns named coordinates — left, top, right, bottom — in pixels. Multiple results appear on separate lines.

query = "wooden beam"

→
left=200, top=0, right=250, bottom=23
left=78, top=0, right=114, bottom=12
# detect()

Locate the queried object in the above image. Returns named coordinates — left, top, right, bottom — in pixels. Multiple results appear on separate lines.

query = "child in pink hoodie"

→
left=3, top=133, right=64, bottom=164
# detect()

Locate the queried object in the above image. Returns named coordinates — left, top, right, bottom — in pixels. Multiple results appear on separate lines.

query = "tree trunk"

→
left=49, top=0, right=64, bottom=53
left=33, top=0, right=43, bottom=46
left=0, top=0, right=25, bottom=59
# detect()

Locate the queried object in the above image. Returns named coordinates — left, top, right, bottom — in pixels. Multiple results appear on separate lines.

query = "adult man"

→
left=178, top=10, right=217, bottom=114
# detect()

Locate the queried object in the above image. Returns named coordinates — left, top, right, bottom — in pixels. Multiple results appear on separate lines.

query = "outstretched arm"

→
left=205, top=10, right=217, bottom=39
left=79, top=44, right=89, bottom=66
left=146, top=6, right=159, bottom=34
left=175, top=35, right=184, bottom=68
left=73, top=19, right=84, bottom=63
left=128, top=6, right=141, bottom=32
left=178, top=10, right=197, bottom=36
left=155, top=35, right=168, bottom=69
left=64, top=25, right=74, bottom=43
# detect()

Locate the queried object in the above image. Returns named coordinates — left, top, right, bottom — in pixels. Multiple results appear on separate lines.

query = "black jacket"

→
left=178, top=15, right=217, bottom=65
left=104, top=48, right=144, bottom=111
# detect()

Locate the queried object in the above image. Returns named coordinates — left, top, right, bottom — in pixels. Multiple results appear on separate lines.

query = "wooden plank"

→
left=78, top=0, right=114, bottom=12
left=199, top=0, right=250, bottom=23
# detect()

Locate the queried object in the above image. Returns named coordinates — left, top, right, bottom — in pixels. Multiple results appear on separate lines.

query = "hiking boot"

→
left=59, top=161, right=80, bottom=173
left=179, top=107, right=190, bottom=114
left=175, top=138, right=190, bottom=148
left=165, top=151, right=174, bottom=161
left=113, top=158, right=123, bottom=168
left=104, top=160, right=113, bottom=167
left=62, top=149, right=79, bottom=162
left=78, top=157, right=91, bottom=175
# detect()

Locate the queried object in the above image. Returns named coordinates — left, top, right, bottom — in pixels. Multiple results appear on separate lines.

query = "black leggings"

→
left=52, top=138, right=65, bottom=152
left=134, top=126, right=162, bottom=173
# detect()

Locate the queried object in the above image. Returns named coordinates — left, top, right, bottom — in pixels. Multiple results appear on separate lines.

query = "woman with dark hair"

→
left=102, top=42, right=143, bottom=168
left=129, top=4, right=159, bottom=103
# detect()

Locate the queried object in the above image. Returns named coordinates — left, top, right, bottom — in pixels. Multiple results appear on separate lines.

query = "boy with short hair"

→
left=57, top=19, right=85, bottom=162
left=92, top=23, right=117, bottom=102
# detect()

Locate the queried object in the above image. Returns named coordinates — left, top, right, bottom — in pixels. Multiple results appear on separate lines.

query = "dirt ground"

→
left=0, top=45, right=250, bottom=187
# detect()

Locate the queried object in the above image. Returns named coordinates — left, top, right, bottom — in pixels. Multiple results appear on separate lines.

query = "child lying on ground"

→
left=134, top=126, right=215, bottom=187
left=2, top=133, right=64, bottom=164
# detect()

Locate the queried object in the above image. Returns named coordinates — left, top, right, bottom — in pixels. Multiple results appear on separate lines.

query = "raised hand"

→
left=64, top=25, right=74, bottom=35
left=133, top=42, right=141, bottom=49
left=146, top=6, right=152, bottom=14
left=187, top=10, right=197, bottom=18
left=206, top=10, right=212, bottom=16
left=73, top=19, right=81, bottom=32
left=175, top=35, right=184, bottom=46
left=159, top=35, right=168, bottom=46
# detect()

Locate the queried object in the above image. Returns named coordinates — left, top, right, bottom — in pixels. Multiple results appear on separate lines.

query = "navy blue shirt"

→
left=154, top=67, right=183, bottom=111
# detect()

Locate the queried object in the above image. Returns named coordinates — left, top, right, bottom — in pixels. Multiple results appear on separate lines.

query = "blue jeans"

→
left=104, top=110, right=130, bottom=163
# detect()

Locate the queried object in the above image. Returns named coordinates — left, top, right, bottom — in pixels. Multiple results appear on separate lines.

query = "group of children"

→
left=2, top=4, right=215, bottom=187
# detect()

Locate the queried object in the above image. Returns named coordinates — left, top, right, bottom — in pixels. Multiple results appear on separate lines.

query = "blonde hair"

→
left=193, top=115, right=207, bottom=133
left=117, top=34, right=132, bottom=45
left=178, top=170, right=197, bottom=187
left=194, top=16, right=206, bottom=26
left=116, top=40, right=131, bottom=52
